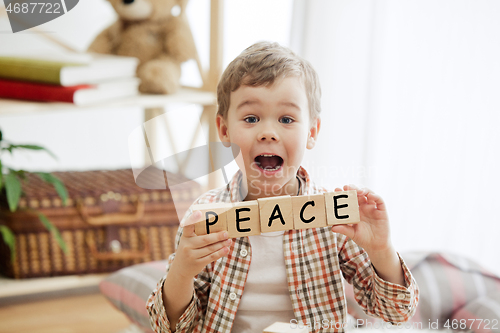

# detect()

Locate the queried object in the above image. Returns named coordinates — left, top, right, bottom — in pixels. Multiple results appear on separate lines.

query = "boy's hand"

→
left=171, top=210, right=232, bottom=279
left=331, top=185, right=406, bottom=286
left=330, top=185, right=392, bottom=255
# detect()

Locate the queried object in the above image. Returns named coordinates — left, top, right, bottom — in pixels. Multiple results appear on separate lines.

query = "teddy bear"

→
left=88, top=0, right=197, bottom=94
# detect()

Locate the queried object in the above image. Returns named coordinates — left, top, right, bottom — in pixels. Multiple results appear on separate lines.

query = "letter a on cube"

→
left=193, top=203, right=231, bottom=235
left=258, top=195, right=294, bottom=233
left=292, top=194, right=327, bottom=230
left=325, top=190, right=360, bottom=225
left=227, top=201, right=261, bottom=238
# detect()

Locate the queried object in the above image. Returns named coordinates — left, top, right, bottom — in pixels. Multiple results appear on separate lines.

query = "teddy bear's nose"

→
left=123, top=0, right=135, bottom=4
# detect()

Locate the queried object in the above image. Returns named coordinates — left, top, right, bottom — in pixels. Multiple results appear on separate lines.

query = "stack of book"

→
left=0, top=53, right=140, bottom=106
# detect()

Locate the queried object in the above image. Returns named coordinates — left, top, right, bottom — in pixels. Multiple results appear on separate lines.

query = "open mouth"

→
left=254, top=154, right=284, bottom=171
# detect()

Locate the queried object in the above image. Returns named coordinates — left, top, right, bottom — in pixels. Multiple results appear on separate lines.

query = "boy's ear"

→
left=216, top=114, right=231, bottom=147
left=307, top=117, right=321, bottom=150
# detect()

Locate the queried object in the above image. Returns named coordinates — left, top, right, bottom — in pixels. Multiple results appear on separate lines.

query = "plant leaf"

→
left=35, top=173, right=69, bottom=206
left=2, top=144, right=57, bottom=160
left=8, top=168, right=27, bottom=180
left=0, top=225, right=16, bottom=262
left=37, top=212, right=68, bottom=254
left=2, top=145, right=13, bottom=154
left=4, top=173, right=22, bottom=212
left=0, top=160, right=3, bottom=191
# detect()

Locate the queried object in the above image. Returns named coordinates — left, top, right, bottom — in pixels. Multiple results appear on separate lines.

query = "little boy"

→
left=147, top=42, right=419, bottom=333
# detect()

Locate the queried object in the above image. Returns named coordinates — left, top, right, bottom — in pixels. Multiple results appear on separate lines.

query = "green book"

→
left=0, top=57, right=83, bottom=85
left=0, top=54, right=139, bottom=86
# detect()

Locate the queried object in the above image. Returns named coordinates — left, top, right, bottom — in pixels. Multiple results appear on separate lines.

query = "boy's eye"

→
left=280, top=116, right=294, bottom=124
left=244, top=116, right=258, bottom=123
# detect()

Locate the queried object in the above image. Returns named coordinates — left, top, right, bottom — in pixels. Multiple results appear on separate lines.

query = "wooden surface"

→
left=325, top=190, right=360, bottom=226
left=258, top=196, right=294, bottom=233
left=0, top=292, right=130, bottom=333
left=292, top=194, right=327, bottom=230
left=227, top=201, right=260, bottom=238
left=207, top=0, right=224, bottom=92
left=0, top=274, right=106, bottom=300
left=193, top=203, right=230, bottom=236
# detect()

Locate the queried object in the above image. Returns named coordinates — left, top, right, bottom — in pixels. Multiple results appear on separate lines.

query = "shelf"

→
left=0, top=273, right=108, bottom=305
left=0, top=88, right=217, bottom=115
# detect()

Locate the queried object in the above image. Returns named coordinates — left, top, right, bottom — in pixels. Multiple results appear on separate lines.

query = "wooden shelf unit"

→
left=0, top=0, right=225, bottom=189
left=0, top=273, right=108, bottom=308
left=0, top=88, right=216, bottom=115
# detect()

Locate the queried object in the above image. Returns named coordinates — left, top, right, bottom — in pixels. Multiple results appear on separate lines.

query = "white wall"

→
left=367, top=0, right=500, bottom=274
left=298, top=1, right=375, bottom=188
left=296, top=0, right=500, bottom=275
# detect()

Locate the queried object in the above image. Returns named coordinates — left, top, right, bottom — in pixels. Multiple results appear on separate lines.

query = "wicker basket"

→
left=0, top=169, right=201, bottom=278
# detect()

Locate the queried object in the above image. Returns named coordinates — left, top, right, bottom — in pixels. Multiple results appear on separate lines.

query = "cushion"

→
left=345, top=252, right=500, bottom=329
left=450, top=291, right=500, bottom=333
left=100, top=252, right=500, bottom=332
left=99, top=260, right=168, bottom=332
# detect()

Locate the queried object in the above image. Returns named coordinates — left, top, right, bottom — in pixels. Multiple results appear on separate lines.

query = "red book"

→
left=0, top=78, right=139, bottom=105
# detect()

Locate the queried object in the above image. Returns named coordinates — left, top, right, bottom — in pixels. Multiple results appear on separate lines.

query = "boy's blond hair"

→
left=217, top=41, right=321, bottom=121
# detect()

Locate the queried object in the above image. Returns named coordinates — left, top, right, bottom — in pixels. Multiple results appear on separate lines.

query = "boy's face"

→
left=217, top=76, right=320, bottom=200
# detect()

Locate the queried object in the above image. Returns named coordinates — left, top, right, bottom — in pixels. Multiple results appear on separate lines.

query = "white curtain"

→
left=293, top=0, right=500, bottom=275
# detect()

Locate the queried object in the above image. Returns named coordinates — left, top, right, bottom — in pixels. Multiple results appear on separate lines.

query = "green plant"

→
left=0, top=129, right=68, bottom=261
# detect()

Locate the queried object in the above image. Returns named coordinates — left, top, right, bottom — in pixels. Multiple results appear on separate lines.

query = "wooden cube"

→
left=193, top=203, right=231, bottom=235
left=258, top=195, right=294, bottom=233
left=292, top=194, right=327, bottom=230
left=325, top=190, right=360, bottom=225
left=227, top=201, right=261, bottom=238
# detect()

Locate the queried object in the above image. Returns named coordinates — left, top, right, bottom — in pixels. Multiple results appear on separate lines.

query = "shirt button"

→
left=229, top=292, right=237, bottom=301
left=296, top=291, right=303, bottom=299
left=240, top=249, right=248, bottom=257
left=397, top=293, right=406, bottom=300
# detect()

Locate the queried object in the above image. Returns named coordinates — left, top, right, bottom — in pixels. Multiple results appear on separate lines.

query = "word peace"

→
left=192, top=190, right=360, bottom=237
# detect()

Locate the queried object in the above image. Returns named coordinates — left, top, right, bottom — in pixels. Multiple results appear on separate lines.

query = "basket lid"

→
left=5, top=168, right=201, bottom=209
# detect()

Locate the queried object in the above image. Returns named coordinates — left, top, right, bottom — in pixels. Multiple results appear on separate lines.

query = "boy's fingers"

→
left=180, top=210, right=202, bottom=227
left=342, top=184, right=368, bottom=197
left=191, top=230, right=229, bottom=249
left=331, top=224, right=355, bottom=240
left=181, top=224, right=197, bottom=238
left=366, top=191, right=386, bottom=210
left=195, top=238, right=232, bottom=259
left=199, top=245, right=230, bottom=265
left=343, top=184, right=360, bottom=192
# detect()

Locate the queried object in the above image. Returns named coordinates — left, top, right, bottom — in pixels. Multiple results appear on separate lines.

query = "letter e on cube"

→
left=227, top=201, right=261, bottom=238
left=325, top=190, right=360, bottom=225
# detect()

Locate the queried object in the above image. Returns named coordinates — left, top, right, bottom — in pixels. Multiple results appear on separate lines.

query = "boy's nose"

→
left=259, top=130, right=278, bottom=142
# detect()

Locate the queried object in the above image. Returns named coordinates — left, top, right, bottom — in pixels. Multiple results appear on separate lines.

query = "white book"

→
left=60, top=53, right=139, bottom=86
left=73, top=78, right=140, bottom=106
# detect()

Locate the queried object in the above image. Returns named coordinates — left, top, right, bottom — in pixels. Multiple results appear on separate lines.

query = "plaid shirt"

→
left=147, top=167, right=419, bottom=332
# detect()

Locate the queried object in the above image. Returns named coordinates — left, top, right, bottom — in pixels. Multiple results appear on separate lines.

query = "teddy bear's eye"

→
left=171, top=5, right=181, bottom=17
